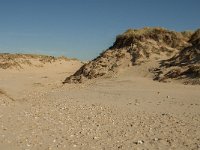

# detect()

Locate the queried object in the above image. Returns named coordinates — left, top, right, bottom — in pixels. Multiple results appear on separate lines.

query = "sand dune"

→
left=0, top=27, right=200, bottom=150
left=64, top=27, right=199, bottom=85
left=0, top=54, right=83, bottom=98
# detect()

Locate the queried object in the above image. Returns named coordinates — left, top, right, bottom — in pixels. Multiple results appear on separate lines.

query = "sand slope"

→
left=0, top=54, right=83, bottom=98
left=0, top=56, right=200, bottom=149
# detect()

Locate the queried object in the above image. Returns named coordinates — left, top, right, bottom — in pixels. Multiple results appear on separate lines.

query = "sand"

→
left=0, top=61, right=200, bottom=150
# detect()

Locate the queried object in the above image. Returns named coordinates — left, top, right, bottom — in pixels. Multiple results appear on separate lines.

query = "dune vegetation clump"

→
left=154, top=29, right=200, bottom=84
left=112, top=27, right=189, bottom=49
left=0, top=53, right=70, bottom=69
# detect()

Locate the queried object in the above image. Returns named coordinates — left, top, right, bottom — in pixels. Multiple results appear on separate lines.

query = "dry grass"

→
left=0, top=53, right=73, bottom=69
left=112, top=27, right=187, bottom=50
left=153, top=29, right=200, bottom=84
left=189, top=29, right=200, bottom=44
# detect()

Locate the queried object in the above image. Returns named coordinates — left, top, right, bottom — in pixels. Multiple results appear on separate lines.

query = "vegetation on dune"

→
left=0, top=53, right=71, bottom=69
left=189, top=29, right=200, bottom=45
left=64, top=27, right=200, bottom=84
left=153, top=29, right=200, bottom=84
left=112, top=27, right=189, bottom=49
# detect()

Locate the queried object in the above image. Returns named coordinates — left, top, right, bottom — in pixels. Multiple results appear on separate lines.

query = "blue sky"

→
left=0, top=0, right=199, bottom=60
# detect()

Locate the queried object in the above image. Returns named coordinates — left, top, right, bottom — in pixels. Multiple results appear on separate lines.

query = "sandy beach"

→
left=0, top=59, right=199, bottom=150
left=1, top=0, right=200, bottom=149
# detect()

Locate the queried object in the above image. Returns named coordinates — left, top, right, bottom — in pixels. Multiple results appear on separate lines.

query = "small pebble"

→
left=154, top=138, right=159, bottom=141
left=137, top=140, right=144, bottom=144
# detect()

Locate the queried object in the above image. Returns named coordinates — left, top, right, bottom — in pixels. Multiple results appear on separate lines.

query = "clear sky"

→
left=0, top=0, right=199, bottom=60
